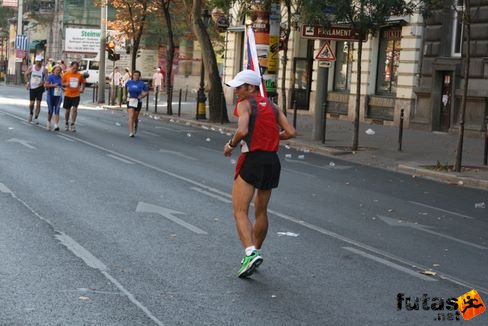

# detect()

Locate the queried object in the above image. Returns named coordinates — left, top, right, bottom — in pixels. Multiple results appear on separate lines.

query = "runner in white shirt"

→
left=24, top=55, right=47, bottom=124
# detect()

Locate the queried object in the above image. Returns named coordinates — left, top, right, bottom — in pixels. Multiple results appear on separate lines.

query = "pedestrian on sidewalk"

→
left=24, top=55, right=47, bottom=124
left=44, top=65, right=63, bottom=131
left=223, top=69, right=296, bottom=278
left=61, top=61, right=85, bottom=132
left=152, top=68, right=163, bottom=96
left=121, top=67, right=131, bottom=103
left=126, top=70, right=148, bottom=137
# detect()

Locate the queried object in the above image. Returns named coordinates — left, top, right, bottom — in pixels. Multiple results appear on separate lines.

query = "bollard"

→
left=108, top=86, right=112, bottom=105
left=154, top=86, right=159, bottom=113
left=321, top=101, right=328, bottom=144
left=220, top=92, right=225, bottom=124
left=178, top=89, right=182, bottom=117
left=95, top=83, right=98, bottom=102
left=118, top=86, right=123, bottom=107
left=146, top=88, right=149, bottom=111
left=293, top=99, right=297, bottom=129
left=484, top=116, right=488, bottom=165
left=168, top=86, right=173, bottom=115
left=92, top=84, right=96, bottom=103
left=185, top=85, right=188, bottom=102
left=398, top=109, right=404, bottom=152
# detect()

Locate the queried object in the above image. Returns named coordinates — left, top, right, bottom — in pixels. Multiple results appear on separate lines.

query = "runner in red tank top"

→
left=224, top=70, right=296, bottom=278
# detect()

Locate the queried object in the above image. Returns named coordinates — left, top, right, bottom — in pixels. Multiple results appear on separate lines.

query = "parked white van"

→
left=79, top=58, right=99, bottom=86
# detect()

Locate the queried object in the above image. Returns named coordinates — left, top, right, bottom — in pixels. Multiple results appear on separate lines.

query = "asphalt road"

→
left=1, top=85, right=487, bottom=325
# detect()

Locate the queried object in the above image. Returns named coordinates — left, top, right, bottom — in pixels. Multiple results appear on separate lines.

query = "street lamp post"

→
left=196, top=9, right=211, bottom=120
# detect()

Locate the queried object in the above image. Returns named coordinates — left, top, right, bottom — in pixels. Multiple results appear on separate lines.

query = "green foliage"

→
left=300, top=0, right=419, bottom=35
left=0, top=7, right=15, bottom=31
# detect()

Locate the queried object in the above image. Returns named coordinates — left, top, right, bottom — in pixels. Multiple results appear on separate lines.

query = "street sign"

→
left=15, top=49, right=26, bottom=59
left=319, top=61, right=332, bottom=68
left=315, top=41, right=335, bottom=61
left=302, top=25, right=367, bottom=42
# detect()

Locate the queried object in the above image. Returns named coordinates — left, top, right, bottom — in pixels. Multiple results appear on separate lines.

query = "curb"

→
left=398, top=164, right=488, bottom=191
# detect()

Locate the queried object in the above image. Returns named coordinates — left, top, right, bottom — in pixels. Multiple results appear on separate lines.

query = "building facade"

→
left=222, top=5, right=424, bottom=139
left=413, top=1, right=488, bottom=135
left=223, top=2, right=487, bottom=138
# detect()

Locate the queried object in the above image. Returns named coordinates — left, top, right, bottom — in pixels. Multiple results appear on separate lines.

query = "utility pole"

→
left=97, top=1, right=107, bottom=103
left=15, top=0, right=24, bottom=84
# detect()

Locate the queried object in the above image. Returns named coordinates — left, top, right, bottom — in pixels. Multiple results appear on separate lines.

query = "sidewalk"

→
left=95, top=93, right=488, bottom=191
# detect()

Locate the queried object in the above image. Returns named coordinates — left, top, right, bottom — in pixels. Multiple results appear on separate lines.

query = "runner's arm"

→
left=224, top=100, right=251, bottom=156
left=277, top=109, right=296, bottom=140
left=24, top=67, right=31, bottom=88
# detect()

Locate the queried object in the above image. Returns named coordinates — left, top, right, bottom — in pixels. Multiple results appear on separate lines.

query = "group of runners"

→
left=24, top=55, right=85, bottom=132
left=23, top=55, right=148, bottom=137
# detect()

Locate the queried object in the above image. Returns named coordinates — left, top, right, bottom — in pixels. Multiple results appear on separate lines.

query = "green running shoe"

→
left=238, top=250, right=263, bottom=278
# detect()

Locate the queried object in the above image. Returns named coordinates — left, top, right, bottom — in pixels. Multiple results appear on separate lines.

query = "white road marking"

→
left=285, top=158, right=352, bottom=170
left=283, top=167, right=314, bottom=178
left=0, top=182, right=13, bottom=195
left=1, top=182, right=165, bottom=326
left=343, top=247, right=437, bottom=282
left=377, top=215, right=487, bottom=250
left=22, top=126, right=487, bottom=296
left=159, top=149, right=197, bottom=161
left=6, top=138, right=36, bottom=149
left=199, top=146, right=222, bottom=154
left=136, top=201, right=207, bottom=235
left=190, top=187, right=232, bottom=203
left=409, top=201, right=475, bottom=220
left=141, top=130, right=160, bottom=137
left=106, top=154, right=134, bottom=165
left=57, top=134, right=75, bottom=142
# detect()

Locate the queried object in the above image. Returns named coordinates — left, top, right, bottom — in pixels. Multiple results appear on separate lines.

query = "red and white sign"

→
left=15, top=49, right=26, bottom=59
left=1, top=0, right=18, bottom=8
left=315, top=41, right=335, bottom=61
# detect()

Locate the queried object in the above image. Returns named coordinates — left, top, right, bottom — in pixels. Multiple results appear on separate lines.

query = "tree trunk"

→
left=454, top=0, right=471, bottom=172
left=162, top=0, right=175, bottom=115
left=280, top=2, right=292, bottom=116
left=189, top=0, right=229, bottom=122
left=131, top=36, right=138, bottom=72
left=352, top=39, right=363, bottom=151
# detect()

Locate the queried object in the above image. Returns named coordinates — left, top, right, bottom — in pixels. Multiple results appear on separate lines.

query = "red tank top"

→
left=234, top=95, right=279, bottom=152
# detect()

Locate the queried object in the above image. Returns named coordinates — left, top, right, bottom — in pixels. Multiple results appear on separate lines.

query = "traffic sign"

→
left=315, top=41, right=335, bottom=61
left=302, top=25, right=367, bottom=42
left=15, top=49, right=26, bottom=59
left=318, top=61, right=332, bottom=68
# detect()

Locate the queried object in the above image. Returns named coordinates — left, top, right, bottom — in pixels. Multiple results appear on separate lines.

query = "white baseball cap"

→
left=226, top=69, right=261, bottom=88
left=35, top=55, right=44, bottom=62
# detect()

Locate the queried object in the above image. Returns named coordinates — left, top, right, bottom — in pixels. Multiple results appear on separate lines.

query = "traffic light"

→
left=106, top=41, right=120, bottom=61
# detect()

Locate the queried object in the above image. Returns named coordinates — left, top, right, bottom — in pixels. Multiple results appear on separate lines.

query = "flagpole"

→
left=246, top=26, right=267, bottom=98
left=15, top=0, right=24, bottom=84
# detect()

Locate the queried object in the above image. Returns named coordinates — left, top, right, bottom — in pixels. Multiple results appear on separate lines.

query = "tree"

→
left=106, top=0, right=158, bottom=72
left=158, top=0, right=178, bottom=115
left=182, top=0, right=229, bottom=122
left=454, top=0, right=472, bottom=172
left=301, top=0, right=417, bottom=151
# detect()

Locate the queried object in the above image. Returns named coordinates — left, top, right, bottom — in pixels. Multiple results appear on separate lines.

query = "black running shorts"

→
left=63, top=96, right=80, bottom=109
left=29, top=86, right=44, bottom=101
left=239, top=151, right=281, bottom=190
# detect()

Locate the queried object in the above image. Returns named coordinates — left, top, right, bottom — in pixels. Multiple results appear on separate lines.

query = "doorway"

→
left=439, top=72, right=452, bottom=132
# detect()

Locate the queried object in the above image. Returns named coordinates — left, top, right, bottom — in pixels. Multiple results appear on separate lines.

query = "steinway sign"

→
left=301, top=25, right=367, bottom=42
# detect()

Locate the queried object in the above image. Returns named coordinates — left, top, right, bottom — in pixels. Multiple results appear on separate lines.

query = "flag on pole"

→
left=246, top=26, right=267, bottom=98
left=15, top=35, right=29, bottom=50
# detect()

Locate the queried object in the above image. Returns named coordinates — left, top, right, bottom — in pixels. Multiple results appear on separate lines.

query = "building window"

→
left=333, top=41, right=353, bottom=91
left=376, top=28, right=401, bottom=95
left=452, top=0, right=464, bottom=56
